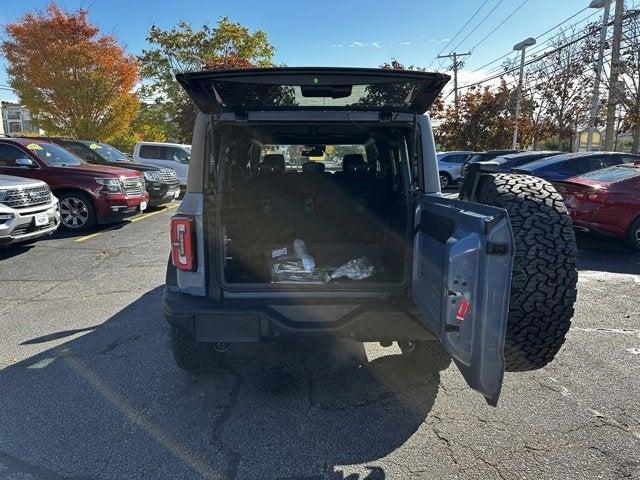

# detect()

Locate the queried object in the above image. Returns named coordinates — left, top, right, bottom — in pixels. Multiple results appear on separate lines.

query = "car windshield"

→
left=580, top=165, right=640, bottom=181
left=261, top=144, right=366, bottom=173
left=90, top=143, right=131, bottom=163
left=25, top=142, right=84, bottom=166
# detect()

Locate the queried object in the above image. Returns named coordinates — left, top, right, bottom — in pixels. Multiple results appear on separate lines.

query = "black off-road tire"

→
left=170, top=327, right=227, bottom=373
left=474, top=173, right=578, bottom=371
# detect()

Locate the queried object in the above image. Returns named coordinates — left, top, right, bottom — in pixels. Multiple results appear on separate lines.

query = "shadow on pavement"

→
left=576, top=232, right=640, bottom=275
left=0, top=287, right=449, bottom=480
left=0, top=243, right=35, bottom=261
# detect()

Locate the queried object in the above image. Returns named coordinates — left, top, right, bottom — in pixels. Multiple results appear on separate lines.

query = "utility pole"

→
left=604, top=0, right=625, bottom=151
left=586, top=0, right=611, bottom=152
left=512, top=38, right=536, bottom=150
left=438, top=51, right=471, bottom=113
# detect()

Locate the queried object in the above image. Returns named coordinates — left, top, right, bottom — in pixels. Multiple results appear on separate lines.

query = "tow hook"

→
left=213, top=342, right=231, bottom=352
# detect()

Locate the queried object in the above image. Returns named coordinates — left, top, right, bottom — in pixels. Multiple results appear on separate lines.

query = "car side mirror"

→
left=15, top=158, right=36, bottom=168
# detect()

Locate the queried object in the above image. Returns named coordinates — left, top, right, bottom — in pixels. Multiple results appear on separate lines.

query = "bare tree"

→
left=619, top=14, right=640, bottom=153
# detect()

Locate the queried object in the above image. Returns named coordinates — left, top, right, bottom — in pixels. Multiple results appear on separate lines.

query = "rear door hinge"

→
left=486, top=242, right=508, bottom=255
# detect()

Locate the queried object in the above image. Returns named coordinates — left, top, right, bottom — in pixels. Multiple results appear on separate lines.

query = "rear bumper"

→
left=162, top=287, right=434, bottom=343
left=0, top=199, right=60, bottom=246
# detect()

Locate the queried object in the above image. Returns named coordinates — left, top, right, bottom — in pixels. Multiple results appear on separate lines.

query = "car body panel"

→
left=556, top=165, right=640, bottom=237
left=437, top=151, right=473, bottom=182
left=133, top=142, right=190, bottom=187
left=514, top=152, right=640, bottom=183
left=0, top=174, right=60, bottom=245
left=412, top=195, right=514, bottom=405
left=0, top=139, right=148, bottom=224
left=50, top=139, right=181, bottom=206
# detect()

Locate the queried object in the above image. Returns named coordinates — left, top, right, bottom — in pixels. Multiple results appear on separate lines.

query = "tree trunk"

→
left=633, top=100, right=640, bottom=154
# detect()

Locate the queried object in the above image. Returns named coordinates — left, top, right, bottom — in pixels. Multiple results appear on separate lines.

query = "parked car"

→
left=513, top=151, right=640, bottom=183
left=460, top=149, right=521, bottom=178
left=0, top=174, right=60, bottom=246
left=436, top=151, right=473, bottom=188
left=49, top=139, right=181, bottom=207
left=487, top=150, right=563, bottom=173
left=0, top=138, right=148, bottom=231
left=555, top=163, right=640, bottom=250
left=133, top=142, right=191, bottom=189
left=163, top=67, right=578, bottom=406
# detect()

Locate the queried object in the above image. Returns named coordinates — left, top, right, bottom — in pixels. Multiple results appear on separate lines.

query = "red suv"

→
left=0, top=138, right=149, bottom=231
left=556, top=163, right=640, bottom=250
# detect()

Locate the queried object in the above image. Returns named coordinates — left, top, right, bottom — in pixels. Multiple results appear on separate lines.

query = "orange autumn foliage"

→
left=2, top=3, right=139, bottom=140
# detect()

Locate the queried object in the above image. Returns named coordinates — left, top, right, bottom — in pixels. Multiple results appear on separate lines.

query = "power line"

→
left=458, top=9, right=640, bottom=91
left=467, top=6, right=595, bottom=75
left=450, top=0, right=506, bottom=52
left=469, top=0, right=530, bottom=52
left=427, top=0, right=492, bottom=68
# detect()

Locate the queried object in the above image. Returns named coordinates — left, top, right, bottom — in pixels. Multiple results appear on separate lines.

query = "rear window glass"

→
left=211, top=80, right=425, bottom=111
left=580, top=165, right=640, bottom=181
left=260, top=144, right=366, bottom=173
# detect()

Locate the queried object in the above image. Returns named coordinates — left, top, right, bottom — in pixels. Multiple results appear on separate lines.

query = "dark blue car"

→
left=513, top=152, right=640, bottom=182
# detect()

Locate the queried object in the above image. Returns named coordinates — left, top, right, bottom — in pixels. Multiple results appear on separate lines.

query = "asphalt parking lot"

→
left=0, top=204, right=639, bottom=480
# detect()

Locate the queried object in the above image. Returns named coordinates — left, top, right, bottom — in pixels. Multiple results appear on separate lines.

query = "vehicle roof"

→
left=437, top=150, right=474, bottom=155
left=135, top=141, right=189, bottom=148
left=0, top=137, right=58, bottom=146
left=520, top=151, right=638, bottom=170
left=500, top=150, right=562, bottom=160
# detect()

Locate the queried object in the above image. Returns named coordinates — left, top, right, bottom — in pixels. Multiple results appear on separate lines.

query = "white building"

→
left=1, top=102, right=36, bottom=135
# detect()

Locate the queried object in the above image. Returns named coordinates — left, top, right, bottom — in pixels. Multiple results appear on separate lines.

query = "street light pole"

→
left=512, top=37, right=536, bottom=150
left=586, top=0, right=611, bottom=151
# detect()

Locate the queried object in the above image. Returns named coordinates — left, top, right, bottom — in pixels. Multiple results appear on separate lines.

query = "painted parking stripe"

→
left=74, top=203, right=178, bottom=242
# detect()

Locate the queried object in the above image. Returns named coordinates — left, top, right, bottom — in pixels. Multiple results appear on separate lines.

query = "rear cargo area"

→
left=218, top=126, right=411, bottom=287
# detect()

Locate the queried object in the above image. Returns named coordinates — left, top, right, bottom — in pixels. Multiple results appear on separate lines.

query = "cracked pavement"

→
left=0, top=210, right=638, bottom=479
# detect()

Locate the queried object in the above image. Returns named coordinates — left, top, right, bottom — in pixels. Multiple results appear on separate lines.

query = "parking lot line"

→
left=74, top=203, right=178, bottom=242
left=74, top=224, right=122, bottom=243
left=131, top=203, right=178, bottom=223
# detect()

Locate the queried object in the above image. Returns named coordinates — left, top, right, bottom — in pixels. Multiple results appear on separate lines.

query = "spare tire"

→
left=472, top=173, right=578, bottom=371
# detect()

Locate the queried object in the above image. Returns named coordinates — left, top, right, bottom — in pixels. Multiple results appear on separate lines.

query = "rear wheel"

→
left=58, top=191, right=96, bottom=231
left=628, top=217, right=640, bottom=251
left=473, top=173, right=577, bottom=371
left=439, top=172, right=452, bottom=190
left=170, top=327, right=227, bottom=373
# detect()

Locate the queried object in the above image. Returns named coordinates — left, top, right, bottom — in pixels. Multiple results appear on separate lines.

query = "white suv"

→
left=133, top=142, right=191, bottom=189
left=436, top=151, right=473, bottom=188
left=0, top=174, right=60, bottom=246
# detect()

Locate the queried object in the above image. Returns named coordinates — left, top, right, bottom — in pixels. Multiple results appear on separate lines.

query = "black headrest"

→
left=343, top=154, right=368, bottom=174
left=302, top=161, right=325, bottom=174
left=260, top=154, right=285, bottom=174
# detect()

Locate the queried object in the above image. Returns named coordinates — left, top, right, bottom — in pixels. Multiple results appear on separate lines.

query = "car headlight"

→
left=95, top=178, right=122, bottom=193
left=144, top=171, right=161, bottom=181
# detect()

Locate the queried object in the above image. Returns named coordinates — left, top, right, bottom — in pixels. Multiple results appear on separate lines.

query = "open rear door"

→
left=176, top=67, right=449, bottom=115
left=412, top=195, right=514, bottom=406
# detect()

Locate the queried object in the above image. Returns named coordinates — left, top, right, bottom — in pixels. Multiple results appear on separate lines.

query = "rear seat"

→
left=232, top=153, right=392, bottom=247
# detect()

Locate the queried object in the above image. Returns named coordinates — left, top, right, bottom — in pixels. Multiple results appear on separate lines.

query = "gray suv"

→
left=0, top=174, right=60, bottom=246
left=162, top=68, right=577, bottom=405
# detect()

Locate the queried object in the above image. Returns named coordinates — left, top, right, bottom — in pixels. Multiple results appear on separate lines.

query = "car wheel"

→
left=474, top=173, right=578, bottom=372
left=58, top=192, right=96, bottom=231
left=439, top=173, right=451, bottom=190
left=628, top=217, right=640, bottom=251
left=170, top=327, right=228, bottom=373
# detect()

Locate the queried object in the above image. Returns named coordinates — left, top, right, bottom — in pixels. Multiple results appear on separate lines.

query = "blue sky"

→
left=0, top=0, right=605, bottom=102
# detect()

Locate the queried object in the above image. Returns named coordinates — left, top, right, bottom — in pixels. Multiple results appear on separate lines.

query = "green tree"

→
left=2, top=3, right=139, bottom=140
left=138, top=18, right=275, bottom=142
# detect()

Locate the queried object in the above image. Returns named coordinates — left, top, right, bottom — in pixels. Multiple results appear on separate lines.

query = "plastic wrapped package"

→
left=330, top=257, right=374, bottom=280
left=270, top=240, right=375, bottom=283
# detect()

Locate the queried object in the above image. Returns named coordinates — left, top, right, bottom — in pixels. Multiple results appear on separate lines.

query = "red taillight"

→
left=171, top=216, right=196, bottom=271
